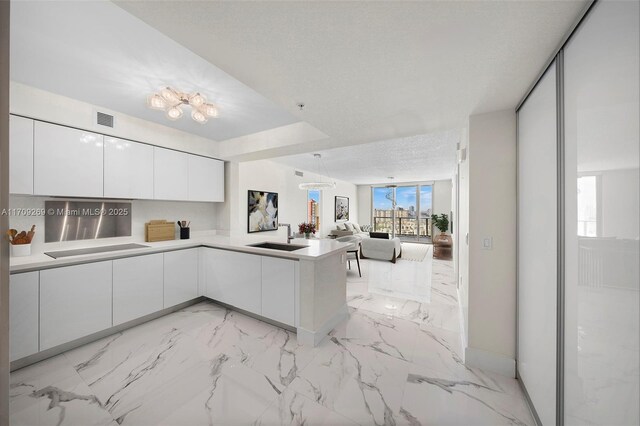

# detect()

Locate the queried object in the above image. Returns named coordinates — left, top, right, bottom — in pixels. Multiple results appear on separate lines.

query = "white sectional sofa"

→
left=329, top=222, right=371, bottom=238
left=360, top=236, right=402, bottom=263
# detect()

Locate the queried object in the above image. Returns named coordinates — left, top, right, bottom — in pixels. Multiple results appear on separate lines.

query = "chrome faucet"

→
left=279, top=223, right=294, bottom=243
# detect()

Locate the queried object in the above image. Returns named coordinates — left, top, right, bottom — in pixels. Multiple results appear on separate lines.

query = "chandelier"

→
left=298, top=154, right=336, bottom=190
left=147, top=87, right=219, bottom=124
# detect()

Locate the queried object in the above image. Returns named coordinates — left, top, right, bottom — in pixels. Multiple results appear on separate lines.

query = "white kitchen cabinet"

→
left=40, top=261, right=112, bottom=350
left=153, top=147, right=188, bottom=201
left=33, top=121, right=104, bottom=197
left=104, top=137, right=154, bottom=199
left=261, top=257, right=296, bottom=326
left=113, top=253, right=164, bottom=325
left=202, top=248, right=262, bottom=313
left=188, top=155, right=224, bottom=202
left=9, top=115, right=34, bottom=195
left=10, top=272, right=39, bottom=361
left=164, top=249, right=199, bottom=308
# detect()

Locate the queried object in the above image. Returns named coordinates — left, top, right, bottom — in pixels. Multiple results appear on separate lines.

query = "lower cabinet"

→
left=202, top=248, right=262, bottom=314
left=113, top=253, right=164, bottom=325
left=13, top=247, right=299, bottom=362
left=261, top=257, right=296, bottom=326
left=164, top=249, right=199, bottom=308
left=10, top=272, right=39, bottom=361
left=40, top=261, right=112, bottom=351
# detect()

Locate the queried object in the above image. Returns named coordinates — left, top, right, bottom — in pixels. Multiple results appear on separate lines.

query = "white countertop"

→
left=10, top=234, right=350, bottom=273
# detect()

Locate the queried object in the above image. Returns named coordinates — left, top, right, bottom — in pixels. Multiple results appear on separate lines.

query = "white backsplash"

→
left=8, top=195, right=218, bottom=253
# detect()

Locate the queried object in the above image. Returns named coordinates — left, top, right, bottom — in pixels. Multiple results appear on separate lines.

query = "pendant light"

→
left=298, top=154, right=336, bottom=190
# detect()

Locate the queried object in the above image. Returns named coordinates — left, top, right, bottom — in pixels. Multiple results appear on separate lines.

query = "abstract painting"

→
left=335, top=196, right=349, bottom=221
left=248, top=190, right=279, bottom=232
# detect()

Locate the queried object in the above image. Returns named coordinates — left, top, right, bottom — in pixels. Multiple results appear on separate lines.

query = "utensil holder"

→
left=180, top=227, right=190, bottom=240
left=11, top=243, right=32, bottom=257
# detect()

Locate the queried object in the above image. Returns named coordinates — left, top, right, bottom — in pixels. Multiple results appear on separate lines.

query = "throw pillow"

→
left=352, top=223, right=362, bottom=233
left=344, top=223, right=354, bottom=231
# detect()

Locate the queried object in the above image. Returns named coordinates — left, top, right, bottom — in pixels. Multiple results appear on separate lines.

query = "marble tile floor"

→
left=10, top=248, right=535, bottom=426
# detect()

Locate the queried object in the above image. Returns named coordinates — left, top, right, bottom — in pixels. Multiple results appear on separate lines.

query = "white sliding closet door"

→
left=564, top=1, right=639, bottom=424
left=517, top=62, right=557, bottom=426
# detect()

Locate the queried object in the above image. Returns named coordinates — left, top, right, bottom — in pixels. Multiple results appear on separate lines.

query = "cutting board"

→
left=145, top=220, right=175, bottom=242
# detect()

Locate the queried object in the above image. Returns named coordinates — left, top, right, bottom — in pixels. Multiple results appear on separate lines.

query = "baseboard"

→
left=456, top=287, right=467, bottom=358
left=516, top=369, right=543, bottom=426
left=465, top=346, right=516, bottom=378
left=10, top=297, right=207, bottom=371
left=297, top=303, right=349, bottom=347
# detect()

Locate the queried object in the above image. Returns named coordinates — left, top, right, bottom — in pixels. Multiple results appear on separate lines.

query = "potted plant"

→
left=431, top=214, right=449, bottom=236
left=298, top=222, right=317, bottom=239
left=430, top=214, right=452, bottom=259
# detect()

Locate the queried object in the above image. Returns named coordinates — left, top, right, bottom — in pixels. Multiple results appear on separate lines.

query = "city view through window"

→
left=373, top=185, right=433, bottom=241
left=307, top=190, right=321, bottom=232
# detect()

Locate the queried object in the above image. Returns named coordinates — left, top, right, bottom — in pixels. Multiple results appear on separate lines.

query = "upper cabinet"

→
left=154, top=148, right=224, bottom=202
left=13, top=116, right=224, bottom=202
left=9, top=115, right=34, bottom=195
left=104, top=137, right=154, bottom=199
left=188, top=154, right=224, bottom=202
left=153, top=147, right=189, bottom=201
left=33, top=121, right=104, bottom=198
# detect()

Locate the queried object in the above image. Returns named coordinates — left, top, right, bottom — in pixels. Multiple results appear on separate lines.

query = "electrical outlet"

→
left=481, top=237, right=493, bottom=250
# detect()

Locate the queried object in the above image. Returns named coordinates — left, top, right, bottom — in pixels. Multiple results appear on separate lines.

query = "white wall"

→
left=433, top=179, right=453, bottom=232
left=465, top=110, right=517, bottom=376
left=9, top=195, right=217, bottom=253
left=10, top=82, right=220, bottom=158
left=218, top=159, right=358, bottom=239
left=357, top=185, right=372, bottom=226
left=457, top=128, right=470, bottom=349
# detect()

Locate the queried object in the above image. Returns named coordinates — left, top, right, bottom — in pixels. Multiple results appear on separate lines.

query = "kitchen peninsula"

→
left=9, top=235, right=349, bottom=369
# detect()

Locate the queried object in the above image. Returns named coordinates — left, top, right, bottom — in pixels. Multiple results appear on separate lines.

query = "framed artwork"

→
left=335, top=196, right=349, bottom=221
left=248, top=190, right=279, bottom=233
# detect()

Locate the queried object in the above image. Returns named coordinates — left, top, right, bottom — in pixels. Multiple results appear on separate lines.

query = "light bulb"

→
left=147, top=94, right=166, bottom=110
left=191, top=109, right=207, bottom=123
left=166, top=106, right=183, bottom=120
left=161, top=87, right=179, bottom=103
left=189, top=93, right=205, bottom=107
left=203, top=104, right=218, bottom=118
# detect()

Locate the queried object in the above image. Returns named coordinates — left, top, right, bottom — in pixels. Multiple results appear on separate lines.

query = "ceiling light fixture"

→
left=147, top=86, right=219, bottom=124
left=298, top=154, right=336, bottom=191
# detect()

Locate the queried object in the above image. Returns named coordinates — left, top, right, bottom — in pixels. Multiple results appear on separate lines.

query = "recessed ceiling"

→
left=11, top=0, right=589, bottom=179
left=10, top=0, right=298, bottom=142
left=116, top=0, right=588, bottom=152
left=272, top=130, right=460, bottom=185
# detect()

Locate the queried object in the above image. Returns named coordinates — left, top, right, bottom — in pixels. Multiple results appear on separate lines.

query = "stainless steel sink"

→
left=248, top=242, right=307, bottom=252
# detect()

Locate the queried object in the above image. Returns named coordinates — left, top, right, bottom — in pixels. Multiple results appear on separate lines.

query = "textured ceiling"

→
left=11, top=0, right=588, bottom=184
left=272, top=130, right=460, bottom=185
left=10, top=1, right=298, bottom=142
left=116, top=0, right=588, bottom=151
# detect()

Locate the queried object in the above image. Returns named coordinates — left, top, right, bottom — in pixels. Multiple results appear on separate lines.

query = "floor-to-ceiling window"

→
left=372, top=184, right=432, bottom=241
left=306, top=190, right=321, bottom=231
left=372, top=186, right=394, bottom=234
left=395, top=185, right=418, bottom=238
